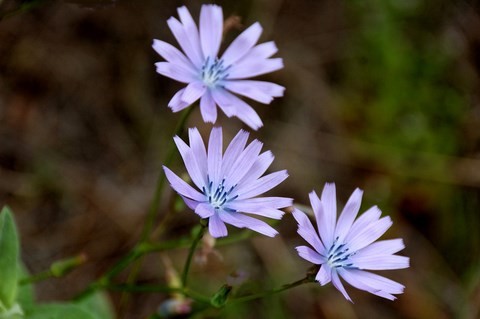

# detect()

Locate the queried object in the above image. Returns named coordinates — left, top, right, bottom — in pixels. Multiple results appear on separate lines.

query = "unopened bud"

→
left=50, top=254, right=87, bottom=277
left=157, top=298, right=192, bottom=318
left=210, top=284, right=232, bottom=308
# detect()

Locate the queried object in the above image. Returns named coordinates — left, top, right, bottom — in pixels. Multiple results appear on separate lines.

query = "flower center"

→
left=202, top=176, right=238, bottom=211
left=326, top=237, right=356, bottom=269
left=201, top=57, right=229, bottom=88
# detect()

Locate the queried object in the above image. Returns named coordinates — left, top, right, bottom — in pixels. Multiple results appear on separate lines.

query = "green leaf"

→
left=76, top=292, right=115, bottom=319
left=0, top=207, right=20, bottom=309
left=26, top=304, right=97, bottom=319
left=0, top=303, right=23, bottom=319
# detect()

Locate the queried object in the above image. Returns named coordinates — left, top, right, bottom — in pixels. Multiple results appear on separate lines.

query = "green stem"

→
left=141, top=107, right=193, bottom=241
left=141, top=228, right=254, bottom=253
left=115, top=107, right=193, bottom=310
left=80, top=229, right=252, bottom=295
left=216, top=229, right=254, bottom=246
left=102, top=250, right=141, bottom=281
left=181, top=220, right=208, bottom=288
left=74, top=237, right=189, bottom=300
left=229, top=276, right=314, bottom=305
left=19, top=271, right=52, bottom=285
left=74, top=227, right=256, bottom=300
left=106, top=284, right=211, bottom=304
left=20, top=254, right=87, bottom=286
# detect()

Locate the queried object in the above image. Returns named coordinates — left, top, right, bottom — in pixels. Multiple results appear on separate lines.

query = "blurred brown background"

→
left=1, top=0, right=480, bottom=318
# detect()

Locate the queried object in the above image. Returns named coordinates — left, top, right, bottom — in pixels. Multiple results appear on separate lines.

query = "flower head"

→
left=153, top=5, right=285, bottom=130
left=163, top=127, right=292, bottom=238
left=293, top=183, right=409, bottom=301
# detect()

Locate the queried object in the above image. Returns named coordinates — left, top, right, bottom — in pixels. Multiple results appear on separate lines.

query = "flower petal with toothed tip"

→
left=209, top=213, right=227, bottom=238
left=316, top=264, right=332, bottom=285
left=173, top=136, right=205, bottom=189
left=220, top=213, right=278, bottom=237
left=296, top=246, right=325, bottom=265
left=188, top=128, right=208, bottom=174
left=181, top=82, right=206, bottom=105
left=176, top=6, right=203, bottom=67
left=168, top=88, right=190, bottom=112
left=335, top=188, right=363, bottom=242
left=195, top=203, right=215, bottom=219
left=223, top=81, right=276, bottom=104
left=331, top=271, right=352, bottom=302
left=292, top=209, right=325, bottom=254
left=207, top=127, right=223, bottom=187
left=199, top=5, right=223, bottom=59
left=220, top=130, right=250, bottom=178
left=227, top=58, right=283, bottom=80
left=199, top=90, right=217, bottom=123
left=167, top=16, right=202, bottom=67
left=234, top=170, right=288, bottom=200
left=163, top=166, right=204, bottom=202
left=218, top=92, right=264, bottom=131
left=155, top=62, right=196, bottom=83
left=152, top=39, right=195, bottom=71
left=221, top=22, right=263, bottom=66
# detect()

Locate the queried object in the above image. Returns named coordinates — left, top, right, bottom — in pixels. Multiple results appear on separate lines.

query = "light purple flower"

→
left=293, top=183, right=409, bottom=301
left=152, top=5, right=284, bottom=130
left=163, top=127, right=291, bottom=238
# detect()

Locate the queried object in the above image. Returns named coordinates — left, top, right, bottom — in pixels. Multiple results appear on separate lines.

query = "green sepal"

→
left=210, top=284, right=232, bottom=308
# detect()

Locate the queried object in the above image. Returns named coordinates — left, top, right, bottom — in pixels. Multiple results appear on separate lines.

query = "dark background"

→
left=1, top=0, right=480, bottom=318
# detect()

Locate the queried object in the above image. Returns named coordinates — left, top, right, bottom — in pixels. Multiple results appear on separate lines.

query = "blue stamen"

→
left=327, top=238, right=356, bottom=269
left=201, top=57, right=229, bottom=87
left=202, top=178, right=238, bottom=212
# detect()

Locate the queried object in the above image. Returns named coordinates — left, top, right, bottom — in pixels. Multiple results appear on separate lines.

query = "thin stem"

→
left=116, top=107, right=193, bottom=311
left=74, top=237, right=190, bottom=300
left=74, top=228, right=258, bottom=300
left=20, top=254, right=87, bottom=286
left=74, top=254, right=137, bottom=300
left=216, top=229, right=254, bottom=246
left=181, top=220, right=208, bottom=288
left=141, top=107, right=193, bottom=241
left=19, top=271, right=52, bottom=285
left=103, top=250, right=142, bottom=281
left=106, top=283, right=181, bottom=294
left=229, top=276, right=314, bottom=305
left=119, top=229, right=254, bottom=256
left=106, top=284, right=211, bottom=304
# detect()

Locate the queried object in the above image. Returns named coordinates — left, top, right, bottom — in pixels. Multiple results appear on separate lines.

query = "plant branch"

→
left=181, top=220, right=208, bottom=288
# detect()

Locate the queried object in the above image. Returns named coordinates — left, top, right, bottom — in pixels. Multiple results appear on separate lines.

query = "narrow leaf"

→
left=0, top=207, right=20, bottom=309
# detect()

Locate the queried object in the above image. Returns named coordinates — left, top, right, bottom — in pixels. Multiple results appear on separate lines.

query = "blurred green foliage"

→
left=339, top=0, right=480, bottom=292
left=341, top=0, right=467, bottom=154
